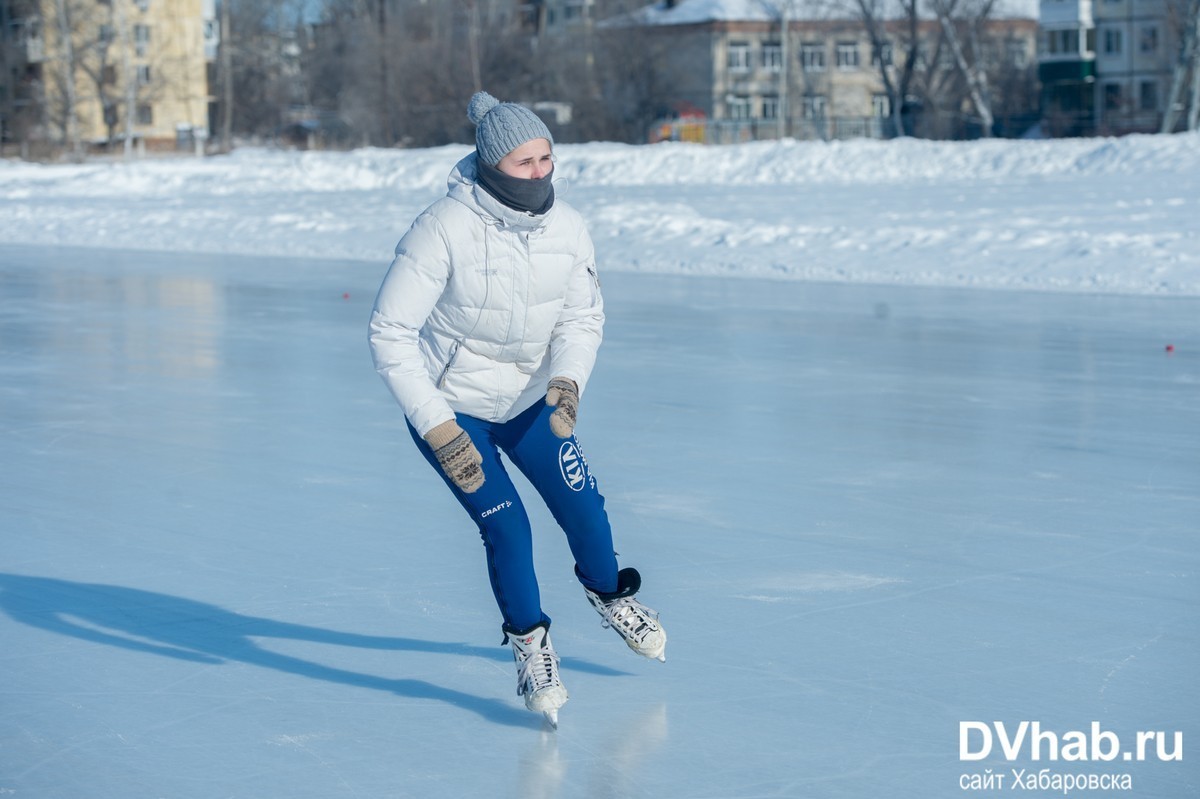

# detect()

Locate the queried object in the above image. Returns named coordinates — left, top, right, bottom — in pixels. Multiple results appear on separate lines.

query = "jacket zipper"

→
left=587, top=266, right=600, bottom=306
left=437, top=340, right=461, bottom=388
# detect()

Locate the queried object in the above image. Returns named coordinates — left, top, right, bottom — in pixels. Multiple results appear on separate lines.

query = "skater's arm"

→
left=369, top=211, right=456, bottom=436
left=548, top=224, right=604, bottom=398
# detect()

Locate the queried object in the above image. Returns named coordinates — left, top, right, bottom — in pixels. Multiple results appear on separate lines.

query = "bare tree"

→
left=985, top=25, right=1038, bottom=136
left=1193, top=36, right=1200, bottom=129
left=1162, top=0, right=1200, bottom=132
left=591, top=6, right=682, bottom=142
left=340, top=0, right=559, bottom=146
left=49, top=0, right=83, bottom=157
left=70, top=0, right=136, bottom=154
left=214, top=0, right=312, bottom=146
left=929, top=0, right=995, bottom=136
left=219, top=0, right=232, bottom=148
left=824, top=0, right=1021, bottom=138
left=845, top=0, right=922, bottom=136
left=41, top=0, right=137, bottom=157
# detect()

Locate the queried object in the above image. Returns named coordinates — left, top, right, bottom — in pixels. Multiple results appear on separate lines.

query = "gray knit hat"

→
left=468, top=91, right=554, bottom=167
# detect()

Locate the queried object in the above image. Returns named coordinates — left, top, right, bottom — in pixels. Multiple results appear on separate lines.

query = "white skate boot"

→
left=583, top=568, right=667, bottom=663
left=506, top=622, right=569, bottom=728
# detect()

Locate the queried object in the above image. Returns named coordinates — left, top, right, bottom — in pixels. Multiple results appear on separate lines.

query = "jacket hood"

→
left=447, top=152, right=556, bottom=231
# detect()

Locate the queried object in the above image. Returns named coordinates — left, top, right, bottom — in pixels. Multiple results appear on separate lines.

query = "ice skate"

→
left=583, top=568, right=667, bottom=662
left=506, top=622, right=569, bottom=728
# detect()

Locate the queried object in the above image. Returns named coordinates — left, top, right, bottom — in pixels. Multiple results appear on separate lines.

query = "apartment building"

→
left=628, top=0, right=1037, bottom=142
left=1, top=0, right=215, bottom=152
left=711, top=19, right=913, bottom=140
left=1039, top=0, right=1188, bottom=133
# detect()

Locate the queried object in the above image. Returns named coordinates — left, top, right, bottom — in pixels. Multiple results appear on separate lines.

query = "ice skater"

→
left=368, top=91, right=666, bottom=727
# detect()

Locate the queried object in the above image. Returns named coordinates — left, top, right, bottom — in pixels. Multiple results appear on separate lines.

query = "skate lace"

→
left=596, top=597, right=660, bottom=644
left=516, top=647, right=562, bottom=697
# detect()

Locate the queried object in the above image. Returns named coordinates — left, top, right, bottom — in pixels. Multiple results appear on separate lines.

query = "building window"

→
left=801, top=95, right=827, bottom=118
left=872, top=40, right=893, bottom=67
left=762, top=42, right=782, bottom=72
left=1140, top=26, right=1158, bottom=53
left=801, top=43, right=825, bottom=72
left=761, top=94, right=779, bottom=120
left=727, top=41, right=751, bottom=73
left=137, top=65, right=151, bottom=86
left=727, top=95, right=752, bottom=120
left=1103, top=29, right=1122, bottom=55
left=136, top=103, right=153, bottom=125
left=872, top=94, right=890, bottom=117
left=203, top=18, right=219, bottom=57
left=135, top=0, right=149, bottom=10
left=836, top=42, right=860, bottom=70
left=1043, top=28, right=1081, bottom=56
left=562, top=2, right=588, bottom=22
left=1103, top=83, right=1121, bottom=110
left=134, top=24, right=150, bottom=57
left=1140, top=80, right=1158, bottom=111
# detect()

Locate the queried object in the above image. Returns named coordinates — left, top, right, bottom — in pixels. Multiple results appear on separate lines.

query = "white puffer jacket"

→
left=369, top=153, right=604, bottom=438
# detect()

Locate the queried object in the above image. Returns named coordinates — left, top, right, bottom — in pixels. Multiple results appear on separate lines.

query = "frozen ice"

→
left=1, top=243, right=1196, bottom=797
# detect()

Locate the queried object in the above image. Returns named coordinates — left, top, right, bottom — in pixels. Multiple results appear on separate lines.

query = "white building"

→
left=1039, top=0, right=1189, bottom=133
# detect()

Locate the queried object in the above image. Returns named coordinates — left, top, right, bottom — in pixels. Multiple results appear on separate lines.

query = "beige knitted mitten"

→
left=424, top=420, right=484, bottom=493
left=545, top=377, right=579, bottom=439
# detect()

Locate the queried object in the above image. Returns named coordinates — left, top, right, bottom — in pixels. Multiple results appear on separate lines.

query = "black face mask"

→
left=476, top=157, right=555, bottom=215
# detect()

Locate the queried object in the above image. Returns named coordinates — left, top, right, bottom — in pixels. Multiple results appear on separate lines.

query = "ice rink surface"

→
left=1, top=244, right=1196, bottom=797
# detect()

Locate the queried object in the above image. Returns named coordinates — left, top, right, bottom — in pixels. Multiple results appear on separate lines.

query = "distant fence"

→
left=650, top=116, right=891, bottom=144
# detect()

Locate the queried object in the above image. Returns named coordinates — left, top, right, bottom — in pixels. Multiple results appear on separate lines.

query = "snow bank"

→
left=1, top=133, right=1197, bottom=295
left=4, top=133, right=1196, bottom=195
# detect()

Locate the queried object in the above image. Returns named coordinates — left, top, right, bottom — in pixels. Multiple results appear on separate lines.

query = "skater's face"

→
left=496, top=139, right=554, bottom=180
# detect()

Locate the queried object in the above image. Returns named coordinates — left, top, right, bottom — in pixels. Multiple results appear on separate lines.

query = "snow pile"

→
left=559, top=133, right=1200, bottom=185
left=4, top=133, right=1197, bottom=196
left=1, top=133, right=1197, bottom=295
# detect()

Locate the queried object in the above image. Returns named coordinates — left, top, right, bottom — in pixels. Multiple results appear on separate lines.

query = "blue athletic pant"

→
left=408, top=399, right=619, bottom=632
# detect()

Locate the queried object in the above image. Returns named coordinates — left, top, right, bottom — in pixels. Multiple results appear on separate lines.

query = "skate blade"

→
left=543, top=709, right=559, bottom=729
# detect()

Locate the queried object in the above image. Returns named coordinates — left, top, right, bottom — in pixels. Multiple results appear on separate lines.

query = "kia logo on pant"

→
left=558, top=441, right=586, bottom=492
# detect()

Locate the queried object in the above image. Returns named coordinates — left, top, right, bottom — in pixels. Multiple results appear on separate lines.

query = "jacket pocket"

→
left=436, top=340, right=462, bottom=388
left=586, top=266, right=601, bottom=307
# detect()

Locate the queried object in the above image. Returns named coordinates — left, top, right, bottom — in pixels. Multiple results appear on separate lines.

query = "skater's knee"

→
left=475, top=501, right=532, bottom=542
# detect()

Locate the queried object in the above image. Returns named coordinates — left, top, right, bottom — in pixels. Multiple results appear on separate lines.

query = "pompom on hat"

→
left=468, top=91, right=554, bottom=167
